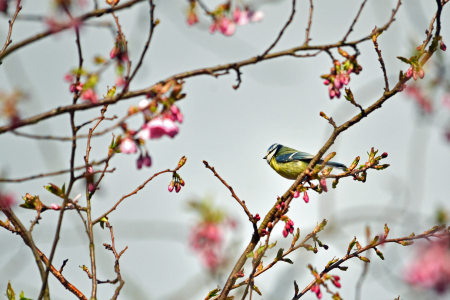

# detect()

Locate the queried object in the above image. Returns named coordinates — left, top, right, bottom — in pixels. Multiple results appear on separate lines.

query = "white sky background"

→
left=1, top=0, right=450, bottom=299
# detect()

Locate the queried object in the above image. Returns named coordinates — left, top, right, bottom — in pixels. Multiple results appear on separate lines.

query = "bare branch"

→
left=0, top=0, right=21, bottom=58
left=259, top=0, right=296, bottom=58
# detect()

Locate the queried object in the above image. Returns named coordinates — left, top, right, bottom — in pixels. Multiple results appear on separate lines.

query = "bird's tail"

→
left=322, top=160, right=347, bottom=169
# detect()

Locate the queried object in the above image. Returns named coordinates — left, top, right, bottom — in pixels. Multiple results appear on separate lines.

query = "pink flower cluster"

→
left=405, top=240, right=450, bottom=294
left=65, top=73, right=99, bottom=104
left=282, top=216, right=294, bottom=238
left=138, top=104, right=182, bottom=140
left=406, top=65, right=425, bottom=81
left=208, top=5, right=263, bottom=36
left=168, top=177, right=184, bottom=193
left=189, top=222, right=223, bottom=270
left=322, top=49, right=362, bottom=99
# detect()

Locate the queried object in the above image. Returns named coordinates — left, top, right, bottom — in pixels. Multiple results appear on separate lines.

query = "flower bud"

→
left=293, top=190, right=300, bottom=198
left=320, top=177, right=328, bottom=192
left=168, top=181, right=174, bottom=192
left=419, top=68, right=425, bottom=79
left=254, top=214, right=261, bottom=222
left=260, top=229, right=268, bottom=237
left=178, top=156, right=187, bottom=167
left=267, top=222, right=273, bottom=230
left=179, top=178, right=185, bottom=186
left=175, top=182, right=181, bottom=193
left=282, top=228, right=288, bottom=238
left=440, top=40, right=447, bottom=51
left=136, top=155, right=143, bottom=169
left=381, top=152, right=388, bottom=158
left=51, top=203, right=60, bottom=210
left=303, top=191, right=309, bottom=203
left=406, top=67, right=413, bottom=78
left=143, top=154, right=152, bottom=167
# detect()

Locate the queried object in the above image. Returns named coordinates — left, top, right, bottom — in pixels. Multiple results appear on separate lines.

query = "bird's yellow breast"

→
left=269, top=157, right=308, bottom=180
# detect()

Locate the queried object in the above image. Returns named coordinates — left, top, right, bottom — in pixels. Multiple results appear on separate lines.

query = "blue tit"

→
left=263, top=143, right=347, bottom=180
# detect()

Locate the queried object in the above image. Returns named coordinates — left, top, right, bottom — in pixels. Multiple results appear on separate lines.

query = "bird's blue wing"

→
left=276, top=151, right=347, bottom=169
left=275, top=151, right=314, bottom=163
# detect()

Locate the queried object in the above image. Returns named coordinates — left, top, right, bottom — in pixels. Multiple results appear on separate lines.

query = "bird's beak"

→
left=263, top=155, right=267, bottom=159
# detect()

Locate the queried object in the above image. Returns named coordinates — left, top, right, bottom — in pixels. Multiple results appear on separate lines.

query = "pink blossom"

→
left=234, top=7, right=264, bottom=25
left=120, top=137, right=137, bottom=154
left=136, top=155, right=144, bottom=169
left=138, top=124, right=151, bottom=140
left=303, top=191, right=309, bottom=203
left=64, top=73, right=74, bottom=83
left=51, top=203, right=60, bottom=210
left=282, top=228, right=288, bottom=238
left=419, top=68, right=425, bottom=79
left=115, top=76, right=126, bottom=87
left=143, top=153, right=152, bottom=167
left=249, top=10, right=264, bottom=22
left=175, top=182, right=181, bottom=193
left=406, top=67, right=413, bottom=78
left=149, top=118, right=167, bottom=139
left=82, top=88, right=98, bottom=103
left=187, top=12, right=198, bottom=26
left=170, top=105, right=184, bottom=123
left=331, top=275, right=341, bottom=288
left=110, top=47, right=120, bottom=59
left=162, top=118, right=179, bottom=138
left=209, top=22, right=218, bottom=33
left=189, top=222, right=223, bottom=270
left=0, top=192, right=14, bottom=209
left=311, top=284, right=322, bottom=299
left=219, top=18, right=235, bottom=36
left=69, top=82, right=83, bottom=93
left=234, top=8, right=250, bottom=25
left=405, top=240, right=450, bottom=293
left=320, top=177, right=328, bottom=192
left=168, top=181, right=174, bottom=192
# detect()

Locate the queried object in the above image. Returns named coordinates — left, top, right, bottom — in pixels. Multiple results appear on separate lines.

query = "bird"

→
left=263, top=143, right=347, bottom=180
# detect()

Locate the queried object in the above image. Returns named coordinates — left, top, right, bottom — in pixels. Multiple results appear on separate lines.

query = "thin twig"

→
left=259, top=0, right=296, bottom=58
left=92, top=161, right=184, bottom=225
left=341, top=0, right=368, bottom=42
left=0, top=0, right=22, bottom=57
left=303, top=0, right=314, bottom=45
left=372, top=28, right=389, bottom=92
left=203, top=161, right=253, bottom=221
left=0, top=158, right=109, bottom=182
